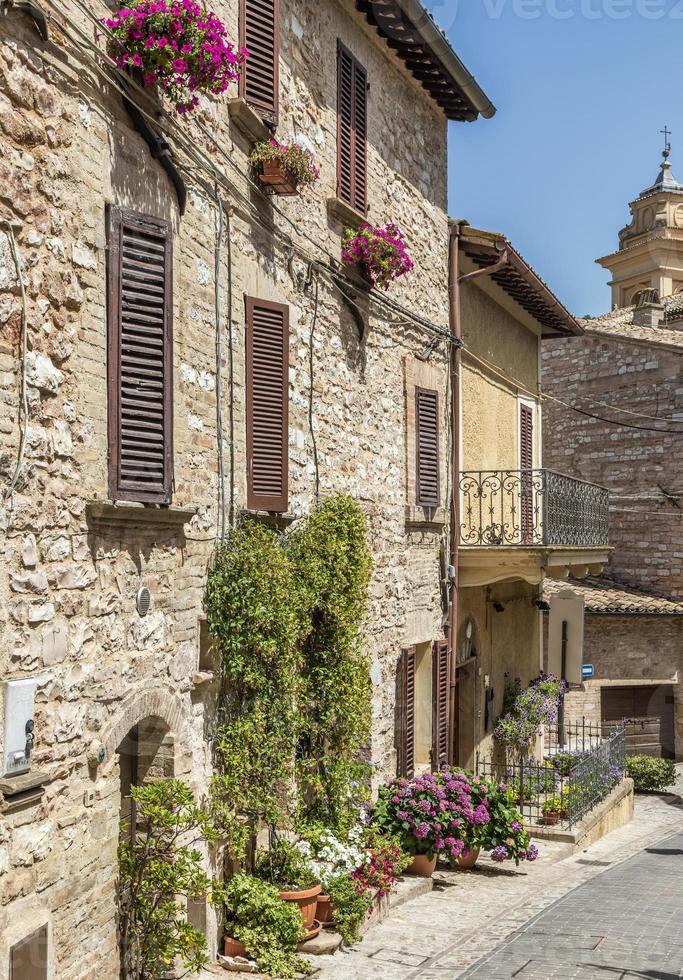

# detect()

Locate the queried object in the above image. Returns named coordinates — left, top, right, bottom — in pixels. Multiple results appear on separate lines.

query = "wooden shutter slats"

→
left=398, top=647, right=416, bottom=778
left=432, top=640, right=450, bottom=770
left=107, top=207, right=173, bottom=503
left=337, top=42, right=367, bottom=214
left=240, top=0, right=279, bottom=123
left=416, top=388, right=440, bottom=508
left=246, top=297, right=289, bottom=512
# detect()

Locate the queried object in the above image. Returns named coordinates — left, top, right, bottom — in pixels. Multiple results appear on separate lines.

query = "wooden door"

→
left=602, top=686, right=675, bottom=759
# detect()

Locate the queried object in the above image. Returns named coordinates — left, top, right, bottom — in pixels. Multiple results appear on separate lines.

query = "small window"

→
left=10, top=924, right=48, bottom=980
left=245, top=297, right=289, bottom=513
left=106, top=207, right=173, bottom=504
left=415, top=388, right=440, bottom=507
left=337, top=41, right=368, bottom=214
left=240, top=0, right=279, bottom=125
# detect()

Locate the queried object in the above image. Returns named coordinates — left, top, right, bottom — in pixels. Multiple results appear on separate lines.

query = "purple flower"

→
left=526, top=845, right=539, bottom=862
left=490, top=846, right=509, bottom=862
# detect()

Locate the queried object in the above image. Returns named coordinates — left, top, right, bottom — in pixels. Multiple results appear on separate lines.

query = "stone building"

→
left=0, top=0, right=497, bottom=975
left=453, top=224, right=610, bottom=768
left=542, top=144, right=683, bottom=761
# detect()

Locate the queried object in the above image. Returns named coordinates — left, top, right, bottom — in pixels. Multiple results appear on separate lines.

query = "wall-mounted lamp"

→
left=492, top=601, right=505, bottom=613
left=534, top=599, right=551, bottom=612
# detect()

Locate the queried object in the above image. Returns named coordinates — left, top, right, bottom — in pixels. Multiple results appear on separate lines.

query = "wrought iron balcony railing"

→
left=459, top=469, right=609, bottom=548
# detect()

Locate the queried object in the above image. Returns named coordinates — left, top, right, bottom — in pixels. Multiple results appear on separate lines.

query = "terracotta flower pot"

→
left=278, top=883, right=322, bottom=930
left=541, top=811, right=560, bottom=826
left=223, top=936, right=247, bottom=958
left=456, top=848, right=481, bottom=870
left=406, top=853, right=437, bottom=877
left=316, top=893, right=335, bottom=926
left=259, top=158, right=299, bottom=196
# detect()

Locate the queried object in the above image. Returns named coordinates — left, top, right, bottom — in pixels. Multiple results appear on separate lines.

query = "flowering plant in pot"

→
left=104, top=0, right=247, bottom=114
left=254, top=838, right=321, bottom=934
left=341, top=222, right=414, bottom=290
left=250, top=139, right=320, bottom=195
left=221, top=873, right=308, bottom=979
left=495, top=673, right=566, bottom=754
left=295, top=826, right=368, bottom=926
left=467, top=778, right=538, bottom=865
left=541, top=795, right=562, bottom=825
left=351, top=826, right=410, bottom=898
left=371, top=772, right=461, bottom=876
left=439, top=768, right=492, bottom=869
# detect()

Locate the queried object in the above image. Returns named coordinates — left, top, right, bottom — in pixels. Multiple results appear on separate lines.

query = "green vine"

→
left=289, top=496, right=373, bottom=832
left=205, top=497, right=373, bottom=856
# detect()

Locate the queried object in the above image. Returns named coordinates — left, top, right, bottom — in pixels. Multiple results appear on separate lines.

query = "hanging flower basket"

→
left=249, top=139, right=321, bottom=196
left=341, top=222, right=414, bottom=290
left=104, top=0, right=248, bottom=114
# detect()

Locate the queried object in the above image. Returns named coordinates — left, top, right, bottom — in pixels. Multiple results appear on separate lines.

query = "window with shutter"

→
left=246, top=297, right=289, bottom=513
left=398, top=647, right=416, bottom=778
left=432, top=640, right=450, bottom=770
left=415, top=388, right=440, bottom=507
left=240, top=0, right=279, bottom=125
left=107, top=207, right=173, bottom=504
left=520, top=403, right=534, bottom=542
left=337, top=41, right=368, bottom=214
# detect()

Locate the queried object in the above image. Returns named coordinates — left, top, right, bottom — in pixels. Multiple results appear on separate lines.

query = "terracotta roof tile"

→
left=543, top=576, right=683, bottom=615
left=580, top=299, right=683, bottom=349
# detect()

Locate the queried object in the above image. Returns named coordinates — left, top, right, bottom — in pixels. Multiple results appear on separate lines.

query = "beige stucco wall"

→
left=0, top=0, right=452, bottom=975
left=460, top=280, right=540, bottom=474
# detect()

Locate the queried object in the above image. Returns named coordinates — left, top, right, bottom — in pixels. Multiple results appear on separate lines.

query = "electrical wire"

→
left=572, top=394, right=683, bottom=425
left=0, top=220, right=29, bottom=501
left=307, top=268, right=321, bottom=504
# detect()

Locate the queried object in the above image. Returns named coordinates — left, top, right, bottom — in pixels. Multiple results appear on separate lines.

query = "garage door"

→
left=602, top=686, right=675, bottom=759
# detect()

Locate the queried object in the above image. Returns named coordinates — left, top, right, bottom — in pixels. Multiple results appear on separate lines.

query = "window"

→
left=245, top=297, right=289, bottom=512
left=107, top=207, right=173, bottom=504
left=10, top=925, right=48, bottom=980
left=519, top=401, right=534, bottom=543
left=239, top=0, right=279, bottom=125
left=337, top=41, right=367, bottom=214
left=415, top=388, right=440, bottom=507
left=397, top=641, right=450, bottom=777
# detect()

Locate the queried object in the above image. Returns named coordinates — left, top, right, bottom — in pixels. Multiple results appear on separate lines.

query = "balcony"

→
left=459, top=469, right=609, bottom=549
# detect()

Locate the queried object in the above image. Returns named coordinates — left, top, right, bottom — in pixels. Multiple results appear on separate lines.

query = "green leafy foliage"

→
left=626, top=755, right=677, bottom=792
left=117, top=780, right=218, bottom=980
left=326, top=873, right=373, bottom=946
left=222, top=873, right=309, bottom=979
left=249, top=139, right=320, bottom=186
left=253, top=838, right=319, bottom=891
left=289, top=496, right=373, bottom=831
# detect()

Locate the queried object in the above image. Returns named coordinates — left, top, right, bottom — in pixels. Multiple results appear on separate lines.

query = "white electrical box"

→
left=3, top=679, right=37, bottom=777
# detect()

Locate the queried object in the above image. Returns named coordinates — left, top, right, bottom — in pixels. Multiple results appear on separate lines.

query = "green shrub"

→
left=326, top=873, right=373, bottom=946
left=626, top=755, right=677, bottom=793
left=253, top=838, right=319, bottom=891
left=222, top=873, right=309, bottom=979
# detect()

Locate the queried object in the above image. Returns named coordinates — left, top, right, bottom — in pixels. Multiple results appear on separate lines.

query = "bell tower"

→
left=597, top=129, right=683, bottom=309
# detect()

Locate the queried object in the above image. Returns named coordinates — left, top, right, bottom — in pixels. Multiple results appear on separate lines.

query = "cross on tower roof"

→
left=661, top=126, right=672, bottom=160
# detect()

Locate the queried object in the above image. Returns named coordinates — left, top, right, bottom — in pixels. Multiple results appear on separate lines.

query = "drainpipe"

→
left=447, top=222, right=509, bottom=765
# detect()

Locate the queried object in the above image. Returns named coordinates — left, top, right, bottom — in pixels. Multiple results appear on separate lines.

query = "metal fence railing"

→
left=476, top=721, right=626, bottom=830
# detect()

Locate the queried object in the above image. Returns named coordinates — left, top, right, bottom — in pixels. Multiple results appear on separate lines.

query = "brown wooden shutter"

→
left=337, top=41, right=367, bottom=214
left=432, top=640, right=450, bottom=770
left=239, top=0, right=279, bottom=125
left=107, top=207, right=173, bottom=504
left=246, top=297, right=289, bottom=513
left=398, top=647, right=416, bottom=778
left=416, top=388, right=440, bottom=507
left=520, top=403, right=534, bottom=542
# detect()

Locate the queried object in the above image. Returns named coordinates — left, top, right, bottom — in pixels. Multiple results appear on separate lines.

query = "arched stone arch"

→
left=89, top=682, right=187, bottom=775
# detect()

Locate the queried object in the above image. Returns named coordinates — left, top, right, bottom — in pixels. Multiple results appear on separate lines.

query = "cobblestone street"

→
left=308, top=791, right=683, bottom=980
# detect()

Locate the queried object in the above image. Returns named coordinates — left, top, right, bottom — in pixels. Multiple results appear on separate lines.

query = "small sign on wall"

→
left=582, top=664, right=595, bottom=679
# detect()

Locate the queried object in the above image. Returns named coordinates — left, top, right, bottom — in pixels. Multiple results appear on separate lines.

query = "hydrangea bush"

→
left=495, top=673, right=566, bottom=753
left=341, top=222, right=414, bottom=290
left=249, top=139, right=321, bottom=187
left=104, top=0, right=247, bottom=113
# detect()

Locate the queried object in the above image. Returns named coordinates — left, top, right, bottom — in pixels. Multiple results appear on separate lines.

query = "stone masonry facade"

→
left=0, top=1, right=461, bottom=975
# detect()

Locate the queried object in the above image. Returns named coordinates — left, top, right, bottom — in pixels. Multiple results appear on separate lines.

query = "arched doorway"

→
left=116, top=715, right=175, bottom=838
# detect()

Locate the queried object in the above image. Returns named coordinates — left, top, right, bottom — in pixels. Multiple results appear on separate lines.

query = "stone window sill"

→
left=405, top=505, right=448, bottom=528
left=228, top=98, right=273, bottom=143
left=240, top=508, right=297, bottom=527
left=327, top=196, right=368, bottom=229
left=86, top=500, right=198, bottom=528
left=0, top=769, right=50, bottom=814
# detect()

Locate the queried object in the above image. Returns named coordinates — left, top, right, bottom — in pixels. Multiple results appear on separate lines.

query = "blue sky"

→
left=429, top=0, right=683, bottom=315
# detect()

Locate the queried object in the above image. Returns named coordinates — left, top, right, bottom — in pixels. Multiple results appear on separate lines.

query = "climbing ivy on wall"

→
left=204, top=495, right=373, bottom=855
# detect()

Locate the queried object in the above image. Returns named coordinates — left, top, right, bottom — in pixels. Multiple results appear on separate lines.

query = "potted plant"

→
left=351, top=826, right=410, bottom=899
left=341, top=222, right=414, bottom=290
left=249, top=139, right=320, bottom=196
left=296, top=826, right=368, bottom=927
left=371, top=773, right=457, bottom=878
left=541, top=796, right=562, bottom=826
left=437, top=769, right=491, bottom=870
left=221, top=873, right=308, bottom=979
left=254, top=838, right=322, bottom=933
left=104, top=0, right=247, bottom=114
left=465, top=778, right=538, bottom=866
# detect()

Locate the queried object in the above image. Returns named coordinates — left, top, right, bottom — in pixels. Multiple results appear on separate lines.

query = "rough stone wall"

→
left=542, top=333, right=683, bottom=598
left=542, top=614, right=683, bottom=758
left=0, top=0, right=450, bottom=975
